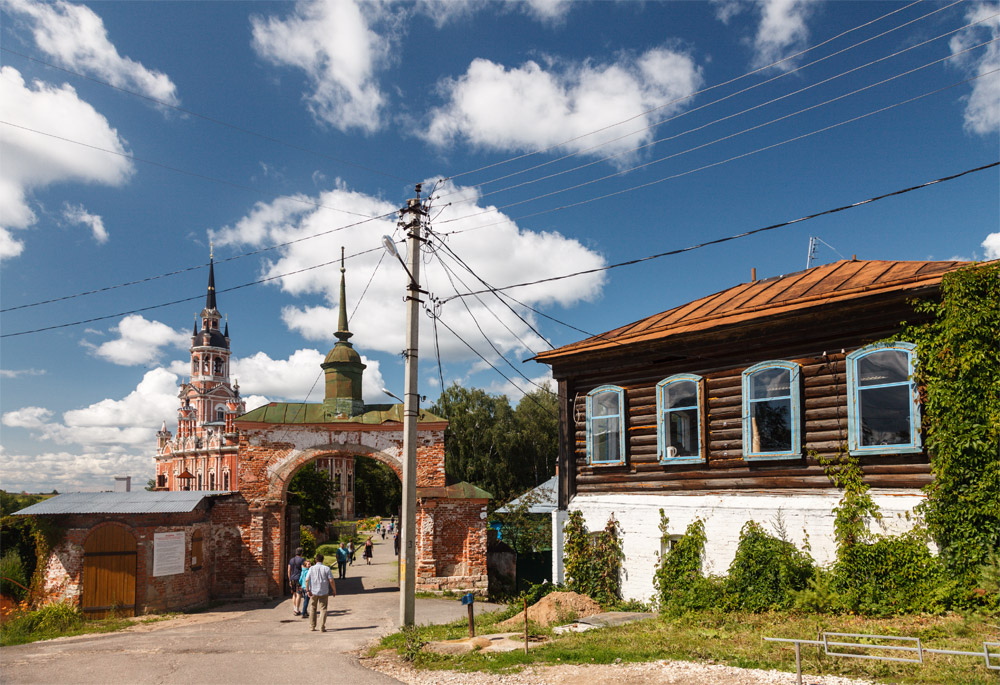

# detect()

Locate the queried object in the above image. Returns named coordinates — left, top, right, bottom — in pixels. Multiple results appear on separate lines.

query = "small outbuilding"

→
left=15, top=490, right=250, bottom=616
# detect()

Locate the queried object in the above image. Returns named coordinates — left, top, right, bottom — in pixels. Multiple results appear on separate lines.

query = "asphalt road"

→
left=2, top=534, right=499, bottom=684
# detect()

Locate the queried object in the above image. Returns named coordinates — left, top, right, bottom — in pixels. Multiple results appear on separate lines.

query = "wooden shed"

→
left=534, top=259, right=968, bottom=600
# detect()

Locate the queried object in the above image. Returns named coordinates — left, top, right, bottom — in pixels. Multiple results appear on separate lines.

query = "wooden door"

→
left=82, top=526, right=137, bottom=618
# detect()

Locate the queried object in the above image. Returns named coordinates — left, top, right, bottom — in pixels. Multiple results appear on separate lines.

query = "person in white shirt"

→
left=305, top=553, right=336, bottom=632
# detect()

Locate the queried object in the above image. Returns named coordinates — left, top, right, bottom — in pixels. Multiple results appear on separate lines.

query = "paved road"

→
left=3, top=534, right=499, bottom=684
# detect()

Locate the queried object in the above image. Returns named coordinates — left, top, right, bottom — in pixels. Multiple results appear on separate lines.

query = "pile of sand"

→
left=499, top=591, right=602, bottom=629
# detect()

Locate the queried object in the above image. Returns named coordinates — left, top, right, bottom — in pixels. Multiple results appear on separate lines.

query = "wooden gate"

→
left=82, top=526, right=137, bottom=618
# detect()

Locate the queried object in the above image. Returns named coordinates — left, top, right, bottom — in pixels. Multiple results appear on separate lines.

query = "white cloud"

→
left=0, top=448, right=154, bottom=493
left=752, top=0, right=814, bottom=69
left=0, top=367, right=46, bottom=378
left=86, top=315, right=189, bottom=366
left=485, top=370, right=556, bottom=403
left=2, top=405, right=53, bottom=428
left=949, top=4, right=1000, bottom=135
left=424, top=49, right=703, bottom=161
left=710, top=0, right=743, bottom=25
left=983, top=232, right=1000, bottom=259
left=250, top=0, right=395, bottom=132
left=0, top=66, right=133, bottom=259
left=212, top=178, right=606, bottom=374
left=521, top=0, right=571, bottom=23
left=62, top=202, right=108, bottom=243
left=231, top=348, right=386, bottom=404
left=3, top=0, right=178, bottom=105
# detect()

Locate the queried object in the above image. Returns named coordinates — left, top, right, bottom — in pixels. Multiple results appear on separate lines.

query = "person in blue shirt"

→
left=298, top=559, right=311, bottom=619
left=305, top=554, right=335, bottom=632
left=335, top=542, right=349, bottom=579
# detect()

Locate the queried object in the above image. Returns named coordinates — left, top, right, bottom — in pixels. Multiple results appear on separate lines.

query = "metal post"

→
left=399, top=188, right=423, bottom=627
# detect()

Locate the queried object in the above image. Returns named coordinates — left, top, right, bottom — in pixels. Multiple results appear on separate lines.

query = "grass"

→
left=0, top=603, right=136, bottom=647
left=373, top=609, right=1000, bottom=684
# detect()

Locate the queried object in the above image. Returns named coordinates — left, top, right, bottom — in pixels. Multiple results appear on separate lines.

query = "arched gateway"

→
left=232, top=256, right=489, bottom=598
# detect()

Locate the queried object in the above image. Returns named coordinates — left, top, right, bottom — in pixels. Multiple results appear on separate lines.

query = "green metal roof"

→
left=416, top=481, right=492, bottom=500
left=235, top=402, right=445, bottom=425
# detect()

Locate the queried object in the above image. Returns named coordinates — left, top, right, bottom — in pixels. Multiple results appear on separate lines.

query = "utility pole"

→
left=399, top=184, right=424, bottom=627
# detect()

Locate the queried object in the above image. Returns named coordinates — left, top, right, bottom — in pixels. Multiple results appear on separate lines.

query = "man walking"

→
left=335, top=541, right=349, bottom=579
left=287, top=547, right=305, bottom=616
left=305, top=553, right=335, bottom=632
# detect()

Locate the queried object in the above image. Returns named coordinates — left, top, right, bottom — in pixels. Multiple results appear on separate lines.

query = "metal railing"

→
left=764, top=631, right=999, bottom=684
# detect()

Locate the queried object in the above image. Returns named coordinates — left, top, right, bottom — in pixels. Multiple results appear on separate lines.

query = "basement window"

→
left=742, top=360, right=801, bottom=460
left=586, top=385, right=626, bottom=466
left=847, top=342, right=921, bottom=454
left=656, top=374, right=704, bottom=464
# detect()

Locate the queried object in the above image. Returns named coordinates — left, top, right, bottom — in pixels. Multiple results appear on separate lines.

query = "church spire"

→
left=336, top=246, right=351, bottom=342
left=205, top=244, right=217, bottom=311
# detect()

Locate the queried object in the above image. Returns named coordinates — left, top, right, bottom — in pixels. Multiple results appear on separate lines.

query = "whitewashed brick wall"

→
left=561, top=490, right=926, bottom=602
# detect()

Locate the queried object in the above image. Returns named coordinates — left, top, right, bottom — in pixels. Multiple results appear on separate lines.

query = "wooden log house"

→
left=533, top=258, right=968, bottom=601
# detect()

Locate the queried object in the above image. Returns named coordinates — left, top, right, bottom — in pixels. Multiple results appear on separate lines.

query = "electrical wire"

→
left=439, top=161, right=999, bottom=304
left=437, top=39, right=998, bottom=227
left=443, top=0, right=928, bottom=184
left=438, top=0, right=962, bottom=200
left=0, top=46, right=410, bottom=184
left=438, top=69, right=999, bottom=236
left=0, top=120, right=384, bottom=222
left=1, top=245, right=384, bottom=338
left=441, top=8, right=990, bottom=209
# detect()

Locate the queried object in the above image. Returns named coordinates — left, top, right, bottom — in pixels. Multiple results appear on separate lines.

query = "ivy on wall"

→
left=904, top=262, right=1000, bottom=580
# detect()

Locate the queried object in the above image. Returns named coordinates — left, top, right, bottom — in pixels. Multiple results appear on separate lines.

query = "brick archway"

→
left=268, top=442, right=402, bottom=503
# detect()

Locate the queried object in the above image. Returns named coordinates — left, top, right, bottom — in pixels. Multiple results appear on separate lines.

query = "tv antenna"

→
left=806, top=236, right=846, bottom=269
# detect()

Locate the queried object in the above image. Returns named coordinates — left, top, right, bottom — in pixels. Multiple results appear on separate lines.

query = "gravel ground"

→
left=362, top=651, right=879, bottom=685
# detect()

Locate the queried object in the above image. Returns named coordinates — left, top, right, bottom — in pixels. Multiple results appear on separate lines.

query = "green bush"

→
left=833, top=531, right=942, bottom=615
left=0, top=602, right=84, bottom=646
left=314, top=543, right=339, bottom=560
left=299, top=527, right=316, bottom=558
left=724, top=520, right=814, bottom=612
left=653, top=515, right=724, bottom=613
left=0, top=548, right=28, bottom=600
left=562, top=510, right=624, bottom=606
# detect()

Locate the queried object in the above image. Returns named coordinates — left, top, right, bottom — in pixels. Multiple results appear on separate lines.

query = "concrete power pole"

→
left=399, top=185, right=424, bottom=627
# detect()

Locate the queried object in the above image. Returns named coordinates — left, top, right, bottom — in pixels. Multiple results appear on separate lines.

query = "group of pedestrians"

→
left=287, top=546, right=336, bottom=632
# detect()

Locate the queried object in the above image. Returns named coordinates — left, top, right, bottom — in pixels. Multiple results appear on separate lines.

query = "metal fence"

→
left=764, top=631, right=999, bottom=684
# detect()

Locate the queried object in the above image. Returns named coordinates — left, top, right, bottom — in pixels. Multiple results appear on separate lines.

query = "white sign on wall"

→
left=153, top=531, right=186, bottom=577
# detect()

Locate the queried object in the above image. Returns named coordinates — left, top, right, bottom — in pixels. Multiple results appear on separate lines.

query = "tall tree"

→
left=354, top=456, right=401, bottom=517
left=287, top=464, right=335, bottom=528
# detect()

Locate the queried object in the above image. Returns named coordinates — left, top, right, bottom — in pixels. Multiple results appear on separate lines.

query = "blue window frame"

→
left=586, top=385, right=626, bottom=466
left=656, top=374, right=704, bottom=464
left=847, top=342, right=921, bottom=454
left=742, top=360, right=801, bottom=460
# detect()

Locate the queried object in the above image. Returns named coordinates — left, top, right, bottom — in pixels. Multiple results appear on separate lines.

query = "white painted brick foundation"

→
left=562, top=489, right=927, bottom=602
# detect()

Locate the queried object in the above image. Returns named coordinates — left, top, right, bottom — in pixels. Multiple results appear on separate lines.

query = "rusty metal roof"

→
left=235, top=402, right=445, bottom=425
left=535, top=259, right=968, bottom=362
left=12, top=491, right=229, bottom=516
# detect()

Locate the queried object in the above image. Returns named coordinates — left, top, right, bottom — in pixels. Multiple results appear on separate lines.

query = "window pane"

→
left=592, top=416, right=621, bottom=462
left=666, top=407, right=699, bottom=456
left=859, top=385, right=911, bottom=445
left=858, top=350, right=908, bottom=386
left=592, top=391, right=620, bottom=417
left=750, top=368, right=791, bottom=399
left=664, top=380, right=697, bottom=409
left=750, top=399, right=791, bottom=452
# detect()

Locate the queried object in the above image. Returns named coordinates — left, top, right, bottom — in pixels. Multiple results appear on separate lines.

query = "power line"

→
left=443, top=7, right=988, bottom=210
left=438, top=39, right=998, bottom=228
left=439, top=161, right=999, bottom=304
left=439, top=0, right=961, bottom=201
left=438, top=69, right=999, bottom=236
left=0, top=46, right=409, bottom=183
left=443, top=0, right=927, bottom=185
left=1, top=245, right=385, bottom=338
left=0, top=120, right=384, bottom=222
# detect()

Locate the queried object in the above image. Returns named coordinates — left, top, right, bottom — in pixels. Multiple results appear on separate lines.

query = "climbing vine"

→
left=903, top=262, right=1000, bottom=581
left=562, top=510, right=624, bottom=606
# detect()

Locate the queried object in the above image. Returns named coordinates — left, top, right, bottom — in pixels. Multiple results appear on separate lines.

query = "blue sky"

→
left=1, top=0, right=997, bottom=492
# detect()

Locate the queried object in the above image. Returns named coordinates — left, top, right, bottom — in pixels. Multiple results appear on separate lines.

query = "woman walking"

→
left=363, top=536, right=374, bottom=565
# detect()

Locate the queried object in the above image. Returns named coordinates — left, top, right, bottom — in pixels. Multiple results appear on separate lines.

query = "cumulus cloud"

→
left=62, top=202, right=108, bottom=243
left=0, top=448, right=154, bottom=492
left=230, top=348, right=386, bottom=404
left=3, top=0, right=178, bottom=105
left=211, top=179, right=606, bottom=374
left=949, top=3, right=1000, bottom=135
left=711, top=0, right=816, bottom=71
left=521, top=0, right=571, bottom=23
left=485, top=370, right=556, bottom=403
left=983, top=232, right=1000, bottom=259
left=85, top=315, right=189, bottom=366
left=2, top=405, right=53, bottom=429
left=424, top=49, right=703, bottom=160
left=0, top=66, right=132, bottom=259
left=250, top=0, right=395, bottom=132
